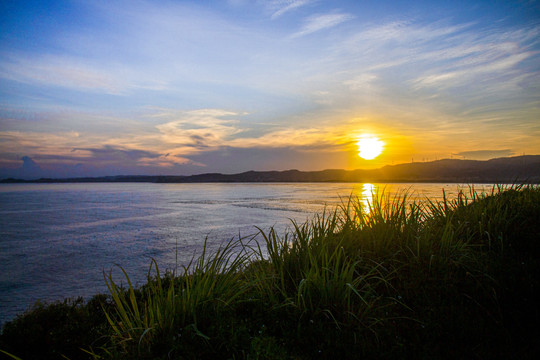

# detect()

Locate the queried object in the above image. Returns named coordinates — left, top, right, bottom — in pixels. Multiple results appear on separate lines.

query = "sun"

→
left=357, top=136, right=384, bottom=160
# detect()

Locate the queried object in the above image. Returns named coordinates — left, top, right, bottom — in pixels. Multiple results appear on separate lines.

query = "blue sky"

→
left=1, top=0, right=539, bottom=178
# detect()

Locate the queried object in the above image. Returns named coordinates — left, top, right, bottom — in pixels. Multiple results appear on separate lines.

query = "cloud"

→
left=20, top=156, right=40, bottom=171
left=413, top=53, right=533, bottom=89
left=452, top=149, right=515, bottom=160
left=0, top=54, right=125, bottom=94
left=312, top=19, right=540, bottom=133
left=154, top=109, right=243, bottom=151
left=72, top=145, right=193, bottom=168
left=229, top=127, right=346, bottom=149
left=0, top=126, right=190, bottom=170
left=187, top=145, right=352, bottom=173
left=0, top=153, right=196, bottom=179
left=0, top=155, right=79, bottom=179
left=0, top=156, right=42, bottom=179
left=350, top=21, right=473, bottom=44
left=0, top=1, right=275, bottom=96
left=291, top=12, right=354, bottom=38
left=151, top=107, right=364, bottom=152
left=335, top=20, right=537, bottom=80
left=268, top=0, right=313, bottom=19
left=0, top=130, right=82, bottom=158
left=343, top=74, right=378, bottom=91
left=72, top=145, right=160, bottom=162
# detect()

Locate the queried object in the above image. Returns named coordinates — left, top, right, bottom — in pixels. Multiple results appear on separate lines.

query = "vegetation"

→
left=1, top=185, right=539, bottom=359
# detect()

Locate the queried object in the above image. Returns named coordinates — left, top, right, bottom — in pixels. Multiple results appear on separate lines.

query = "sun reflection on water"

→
left=360, top=183, right=375, bottom=214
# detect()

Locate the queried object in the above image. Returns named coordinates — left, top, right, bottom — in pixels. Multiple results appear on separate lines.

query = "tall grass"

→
left=1, top=184, right=539, bottom=359
left=98, top=238, right=252, bottom=358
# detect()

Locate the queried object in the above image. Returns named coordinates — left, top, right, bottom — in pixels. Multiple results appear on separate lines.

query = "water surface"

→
left=0, top=182, right=494, bottom=326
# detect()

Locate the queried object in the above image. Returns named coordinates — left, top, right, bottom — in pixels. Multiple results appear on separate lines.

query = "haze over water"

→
left=0, top=182, right=499, bottom=326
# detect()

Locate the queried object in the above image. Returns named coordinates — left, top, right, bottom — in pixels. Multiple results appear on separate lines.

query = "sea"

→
left=0, top=182, right=497, bottom=326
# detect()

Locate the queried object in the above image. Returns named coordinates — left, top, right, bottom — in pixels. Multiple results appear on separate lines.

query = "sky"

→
left=0, top=0, right=539, bottom=178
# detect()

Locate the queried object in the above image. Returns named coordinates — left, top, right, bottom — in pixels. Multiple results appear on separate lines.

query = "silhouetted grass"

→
left=1, top=184, right=539, bottom=359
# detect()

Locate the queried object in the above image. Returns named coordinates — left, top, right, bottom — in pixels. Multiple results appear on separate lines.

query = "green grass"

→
left=1, top=184, right=539, bottom=359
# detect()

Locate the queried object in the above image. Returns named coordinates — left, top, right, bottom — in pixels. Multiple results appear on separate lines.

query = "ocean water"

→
left=0, top=182, right=495, bottom=326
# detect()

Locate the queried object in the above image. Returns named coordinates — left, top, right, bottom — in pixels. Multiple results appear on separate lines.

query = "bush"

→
left=0, top=295, right=110, bottom=360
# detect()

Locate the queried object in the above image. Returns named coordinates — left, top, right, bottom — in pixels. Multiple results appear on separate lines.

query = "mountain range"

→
left=2, top=156, right=540, bottom=183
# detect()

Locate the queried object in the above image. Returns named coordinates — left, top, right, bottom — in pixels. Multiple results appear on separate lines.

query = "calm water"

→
left=0, top=182, right=494, bottom=326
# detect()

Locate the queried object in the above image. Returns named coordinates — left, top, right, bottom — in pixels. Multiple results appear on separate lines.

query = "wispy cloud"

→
left=413, top=51, right=534, bottom=90
left=151, top=108, right=361, bottom=153
left=316, top=19, right=540, bottom=125
left=335, top=20, right=537, bottom=75
left=268, top=0, right=313, bottom=19
left=0, top=130, right=83, bottom=160
left=154, top=109, right=243, bottom=151
left=343, top=74, right=378, bottom=91
left=71, top=145, right=193, bottom=168
left=291, top=12, right=354, bottom=38
left=72, top=145, right=160, bottom=162
left=0, top=54, right=126, bottom=94
left=349, top=21, right=474, bottom=44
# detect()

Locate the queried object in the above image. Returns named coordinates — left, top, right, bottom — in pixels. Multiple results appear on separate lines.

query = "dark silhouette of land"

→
left=2, top=155, right=539, bottom=183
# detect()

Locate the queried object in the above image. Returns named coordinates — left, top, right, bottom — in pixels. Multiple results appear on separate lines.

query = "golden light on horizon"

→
left=357, top=135, right=384, bottom=160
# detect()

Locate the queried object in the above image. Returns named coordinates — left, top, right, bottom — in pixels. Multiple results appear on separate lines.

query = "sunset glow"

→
left=0, top=0, right=538, bottom=179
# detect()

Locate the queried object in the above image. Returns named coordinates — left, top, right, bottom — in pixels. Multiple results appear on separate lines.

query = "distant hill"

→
left=2, top=156, right=540, bottom=184
left=374, top=156, right=540, bottom=183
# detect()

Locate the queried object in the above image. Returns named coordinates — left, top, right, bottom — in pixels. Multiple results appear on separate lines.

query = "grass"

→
left=1, top=184, right=539, bottom=359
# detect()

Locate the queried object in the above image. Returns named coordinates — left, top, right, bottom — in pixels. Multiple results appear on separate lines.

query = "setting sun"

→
left=357, top=136, right=384, bottom=160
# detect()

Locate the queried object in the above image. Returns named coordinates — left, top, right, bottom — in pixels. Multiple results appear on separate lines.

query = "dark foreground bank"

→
left=1, top=185, right=539, bottom=359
